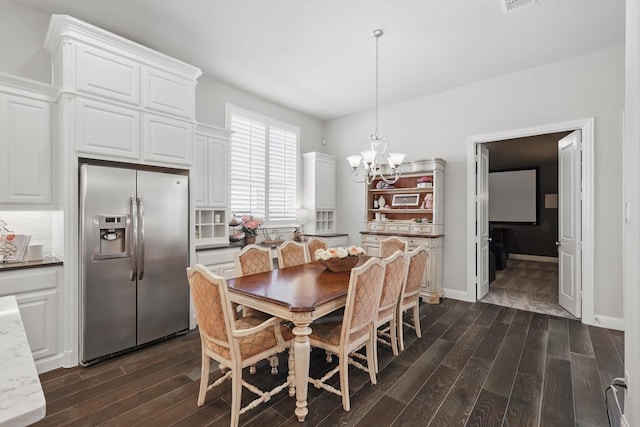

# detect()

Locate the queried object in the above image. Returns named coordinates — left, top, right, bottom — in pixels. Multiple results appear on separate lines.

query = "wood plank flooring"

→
left=34, top=300, right=624, bottom=426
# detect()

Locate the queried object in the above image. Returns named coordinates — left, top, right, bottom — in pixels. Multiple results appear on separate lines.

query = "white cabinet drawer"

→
left=386, top=223, right=411, bottom=233
left=143, top=113, right=193, bottom=166
left=361, top=234, right=383, bottom=244
left=143, top=67, right=195, bottom=119
left=367, top=222, right=385, bottom=232
left=411, top=224, right=433, bottom=234
left=75, top=44, right=141, bottom=105
left=196, top=248, right=240, bottom=267
left=75, top=98, right=141, bottom=160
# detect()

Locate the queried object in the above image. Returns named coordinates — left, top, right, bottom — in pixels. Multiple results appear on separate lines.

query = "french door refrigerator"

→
left=80, top=162, right=190, bottom=365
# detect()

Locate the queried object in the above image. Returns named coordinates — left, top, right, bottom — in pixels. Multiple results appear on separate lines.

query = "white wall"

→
left=623, top=0, right=640, bottom=423
left=0, top=0, right=50, bottom=83
left=325, top=45, right=624, bottom=320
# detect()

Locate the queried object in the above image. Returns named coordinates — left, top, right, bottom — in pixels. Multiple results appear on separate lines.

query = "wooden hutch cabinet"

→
left=360, top=159, right=445, bottom=304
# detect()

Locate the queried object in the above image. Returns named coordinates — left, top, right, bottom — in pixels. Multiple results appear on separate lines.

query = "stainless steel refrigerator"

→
left=79, top=162, right=190, bottom=365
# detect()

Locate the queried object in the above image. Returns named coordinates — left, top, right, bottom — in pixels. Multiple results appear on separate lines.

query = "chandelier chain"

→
left=375, top=30, right=379, bottom=136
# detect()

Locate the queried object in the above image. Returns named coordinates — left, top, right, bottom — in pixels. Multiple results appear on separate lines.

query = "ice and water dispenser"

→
left=93, top=215, right=129, bottom=260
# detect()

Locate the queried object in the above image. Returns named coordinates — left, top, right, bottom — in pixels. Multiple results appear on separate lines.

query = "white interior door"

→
left=558, top=130, right=582, bottom=317
left=477, top=144, right=490, bottom=299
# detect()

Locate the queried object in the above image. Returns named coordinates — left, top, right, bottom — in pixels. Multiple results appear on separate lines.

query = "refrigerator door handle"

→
left=137, top=196, right=145, bottom=280
left=130, top=195, right=138, bottom=281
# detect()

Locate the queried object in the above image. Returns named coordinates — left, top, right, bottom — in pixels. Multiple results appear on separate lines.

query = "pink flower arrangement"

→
left=241, top=215, right=263, bottom=237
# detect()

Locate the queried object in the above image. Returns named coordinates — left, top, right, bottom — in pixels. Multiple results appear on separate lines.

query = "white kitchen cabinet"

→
left=45, top=14, right=202, bottom=168
left=143, top=66, right=195, bottom=119
left=0, top=74, right=57, bottom=208
left=74, top=97, right=141, bottom=160
left=142, top=113, right=193, bottom=166
left=303, top=152, right=336, bottom=234
left=196, top=248, right=240, bottom=279
left=194, top=124, right=230, bottom=208
left=0, top=265, right=63, bottom=373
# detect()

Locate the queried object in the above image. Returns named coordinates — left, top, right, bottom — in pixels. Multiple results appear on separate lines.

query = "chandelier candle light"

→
left=347, top=29, right=405, bottom=185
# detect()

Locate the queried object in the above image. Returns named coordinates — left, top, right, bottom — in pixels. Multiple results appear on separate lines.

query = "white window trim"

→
left=225, top=104, right=301, bottom=227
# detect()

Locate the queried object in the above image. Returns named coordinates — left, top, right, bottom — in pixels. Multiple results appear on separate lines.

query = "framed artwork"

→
left=391, top=194, right=420, bottom=206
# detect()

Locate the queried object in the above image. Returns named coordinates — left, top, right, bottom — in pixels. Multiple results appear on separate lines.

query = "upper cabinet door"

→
left=143, top=67, right=195, bottom=120
left=142, top=113, right=193, bottom=166
left=193, top=135, right=208, bottom=207
left=207, top=137, right=228, bottom=207
left=0, top=94, right=52, bottom=206
left=75, top=44, right=141, bottom=105
left=316, top=158, right=336, bottom=209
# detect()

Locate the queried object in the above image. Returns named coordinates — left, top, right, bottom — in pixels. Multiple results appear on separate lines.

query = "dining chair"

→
left=307, top=257, right=385, bottom=411
left=186, top=264, right=294, bottom=427
left=373, top=250, right=408, bottom=372
left=397, top=246, right=428, bottom=352
left=235, top=244, right=274, bottom=276
left=277, top=240, right=309, bottom=268
left=379, top=236, right=408, bottom=258
left=306, top=237, right=328, bottom=262
left=234, top=244, right=278, bottom=373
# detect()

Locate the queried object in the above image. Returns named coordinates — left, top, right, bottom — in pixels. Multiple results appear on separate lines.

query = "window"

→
left=226, top=105, right=299, bottom=225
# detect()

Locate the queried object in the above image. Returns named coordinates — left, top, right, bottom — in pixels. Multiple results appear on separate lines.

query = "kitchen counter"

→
left=0, top=296, right=46, bottom=426
left=0, top=255, right=63, bottom=272
left=304, top=232, right=348, bottom=238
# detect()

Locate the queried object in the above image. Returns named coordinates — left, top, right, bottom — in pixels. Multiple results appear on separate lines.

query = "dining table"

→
left=226, top=257, right=368, bottom=422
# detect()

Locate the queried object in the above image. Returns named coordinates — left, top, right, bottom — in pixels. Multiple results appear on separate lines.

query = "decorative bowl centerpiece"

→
left=315, top=246, right=365, bottom=272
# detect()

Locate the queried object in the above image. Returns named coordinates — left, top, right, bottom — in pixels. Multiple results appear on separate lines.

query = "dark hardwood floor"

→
left=34, top=299, right=625, bottom=426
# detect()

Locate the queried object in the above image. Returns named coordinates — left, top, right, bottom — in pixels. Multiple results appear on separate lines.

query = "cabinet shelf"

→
left=369, top=187, right=433, bottom=194
left=368, top=208, right=433, bottom=214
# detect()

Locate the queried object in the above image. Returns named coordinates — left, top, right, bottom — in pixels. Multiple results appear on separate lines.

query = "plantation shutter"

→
left=268, top=126, right=297, bottom=222
left=229, top=114, right=266, bottom=219
left=228, top=106, right=298, bottom=225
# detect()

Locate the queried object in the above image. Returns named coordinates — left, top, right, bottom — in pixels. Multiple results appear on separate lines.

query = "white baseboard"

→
left=443, top=288, right=475, bottom=302
left=508, top=254, right=558, bottom=263
left=592, top=314, right=625, bottom=331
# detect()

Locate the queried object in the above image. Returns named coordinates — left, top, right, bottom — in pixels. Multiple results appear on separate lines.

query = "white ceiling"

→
left=14, top=0, right=625, bottom=122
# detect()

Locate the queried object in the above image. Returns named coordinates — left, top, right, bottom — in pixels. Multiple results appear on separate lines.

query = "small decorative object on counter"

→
left=241, top=214, right=263, bottom=246
left=315, top=246, right=365, bottom=272
left=378, top=196, right=386, bottom=209
left=228, top=212, right=244, bottom=244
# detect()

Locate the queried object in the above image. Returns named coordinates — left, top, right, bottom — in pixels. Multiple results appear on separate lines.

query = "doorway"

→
left=466, top=118, right=595, bottom=325
left=480, top=132, right=573, bottom=318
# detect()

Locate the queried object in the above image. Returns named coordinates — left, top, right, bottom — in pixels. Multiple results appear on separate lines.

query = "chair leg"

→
left=198, top=351, right=210, bottom=406
left=287, top=346, right=296, bottom=397
left=339, top=355, right=350, bottom=411
left=373, top=326, right=379, bottom=373
left=325, top=350, right=333, bottom=363
left=230, top=362, right=243, bottom=427
left=269, top=355, right=279, bottom=375
left=390, top=317, right=399, bottom=357
left=413, top=304, right=422, bottom=338
left=397, top=308, right=405, bottom=352
left=367, top=335, right=378, bottom=385
left=249, top=364, right=256, bottom=374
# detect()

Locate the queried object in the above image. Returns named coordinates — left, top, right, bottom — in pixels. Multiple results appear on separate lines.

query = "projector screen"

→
left=489, top=168, right=538, bottom=224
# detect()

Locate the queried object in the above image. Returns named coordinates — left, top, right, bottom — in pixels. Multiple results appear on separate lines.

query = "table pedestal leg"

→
left=292, top=320, right=312, bottom=422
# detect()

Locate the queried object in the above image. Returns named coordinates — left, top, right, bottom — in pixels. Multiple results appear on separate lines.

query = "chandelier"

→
left=347, top=29, right=405, bottom=185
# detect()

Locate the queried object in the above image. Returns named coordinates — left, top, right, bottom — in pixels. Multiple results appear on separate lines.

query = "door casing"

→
left=466, top=118, right=594, bottom=325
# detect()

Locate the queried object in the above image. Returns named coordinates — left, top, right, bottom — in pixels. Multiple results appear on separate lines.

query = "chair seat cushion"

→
left=309, top=321, right=342, bottom=346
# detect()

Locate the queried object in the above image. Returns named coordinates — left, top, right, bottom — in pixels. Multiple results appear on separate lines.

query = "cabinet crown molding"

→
left=0, top=72, right=59, bottom=101
left=44, top=14, right=202, bottom=81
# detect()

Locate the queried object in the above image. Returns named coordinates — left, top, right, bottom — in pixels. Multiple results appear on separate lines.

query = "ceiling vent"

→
left=501, top=0, right=537, bottom=13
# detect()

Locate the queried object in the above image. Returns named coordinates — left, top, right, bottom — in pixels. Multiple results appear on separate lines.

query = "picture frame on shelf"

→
left=391, top=194, right=420, bottom=206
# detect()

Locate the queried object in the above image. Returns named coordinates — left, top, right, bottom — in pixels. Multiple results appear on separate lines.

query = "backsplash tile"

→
left=0, top=211, right=55, bottom=256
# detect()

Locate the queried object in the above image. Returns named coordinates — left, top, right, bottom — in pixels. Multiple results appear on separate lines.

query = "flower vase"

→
left=245, top=235, right=256, bottom=245
left=322, top=256, right=359, bottom=272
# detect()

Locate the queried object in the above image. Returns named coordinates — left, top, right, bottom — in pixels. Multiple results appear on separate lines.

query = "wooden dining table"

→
left=226, top=257, right=368, bottom=422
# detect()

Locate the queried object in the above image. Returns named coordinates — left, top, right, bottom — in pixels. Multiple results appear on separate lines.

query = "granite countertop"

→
left=0, top=296, right=46, bottom=426
left=0, top=255, right=63, bottom=272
